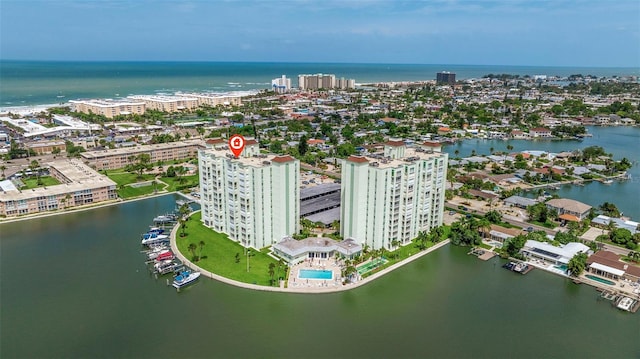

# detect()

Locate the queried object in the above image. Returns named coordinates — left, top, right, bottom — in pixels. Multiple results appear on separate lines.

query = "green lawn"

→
left=176, top=212, right=282, bottom=286
left=158, top=174, right=199, bottom=191
left=361, top=226, right=451, bottom=278
left=118, top=184, right=157, bottom=198
left=21, top=176, right=61, bottom=189
left=107, top=172, right=156, bottom=186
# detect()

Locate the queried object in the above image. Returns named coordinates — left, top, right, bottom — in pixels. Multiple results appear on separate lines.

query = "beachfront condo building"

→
left=69, top=99, right=146, bottom=119
left=298, top=74, right=356, bottom=90
left=184, top=93, right=243, bottom=107
left=340, top=141, right=448, bottom=250
left=271, top=75, right=292, bottom=93
left=198, top=139, right=300, bottom=249
left=127, top=95, right=200, bottom=113
left=436, top=72, right=456, bottom=85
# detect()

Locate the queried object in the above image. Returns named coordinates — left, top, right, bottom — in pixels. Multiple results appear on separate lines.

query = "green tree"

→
left=567, top=252, right=588, bottom=277
left=0, top=164, right=5, bottom=179
left=198, top=240, right=206, bottom=259
left=187, top=243, right=198, bottom=261
left=268, top=262, right=276, bottom=286
left=485, top=210, right=502, bottom=224
left=29, top=159, right=42, bottom=185
left=298, top=135, right=309, bottom=156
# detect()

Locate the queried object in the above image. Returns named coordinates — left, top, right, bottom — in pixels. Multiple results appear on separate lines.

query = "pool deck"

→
left=525, top=258, right=640, bottom=301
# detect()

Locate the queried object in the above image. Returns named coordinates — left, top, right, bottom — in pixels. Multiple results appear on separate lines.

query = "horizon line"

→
left=1, top=59, right=638, bottom=69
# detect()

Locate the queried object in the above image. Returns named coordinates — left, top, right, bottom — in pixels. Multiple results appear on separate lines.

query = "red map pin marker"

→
left=228, top=134, right=246, bottom=158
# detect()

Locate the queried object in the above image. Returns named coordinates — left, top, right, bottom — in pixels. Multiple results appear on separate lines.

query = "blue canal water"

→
left=1, top=194, right=638, bottom=358
left=442, top=126, right=640, bottom=220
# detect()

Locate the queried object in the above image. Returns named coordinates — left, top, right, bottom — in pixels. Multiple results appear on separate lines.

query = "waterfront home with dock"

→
left=586, top=250, right=640, bottom=282
left=521, top=240, right=591, bottom=267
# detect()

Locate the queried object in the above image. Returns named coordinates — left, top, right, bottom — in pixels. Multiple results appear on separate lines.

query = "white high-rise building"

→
left=340, top=141, right=448, bottom=250
left=199, top=139, right=300, bottom=249
left=271, top=75, right=292, bottom=93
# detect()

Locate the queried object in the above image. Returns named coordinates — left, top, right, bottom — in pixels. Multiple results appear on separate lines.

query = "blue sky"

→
left=1, top=0, right=639, bottom=66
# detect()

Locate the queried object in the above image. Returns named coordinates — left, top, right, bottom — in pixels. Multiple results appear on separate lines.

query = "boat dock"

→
left=503, top=260, right=534, bottom=275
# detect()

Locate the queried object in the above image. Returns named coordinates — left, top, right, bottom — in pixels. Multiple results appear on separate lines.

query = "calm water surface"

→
left=1, top=194, right=638, bottom=358
left=443, top=126, right=640, bottom=220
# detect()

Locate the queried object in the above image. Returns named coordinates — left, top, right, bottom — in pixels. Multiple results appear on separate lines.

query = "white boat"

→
left=602, top=179, right=613, bottom=185
left=146, top=246, right=169, bottom=260
left=154, top=260, right=183, bottom=275
left=141, top=233, right=169, bottom=246
left=616, top=296, right=635, bottom=312
left=172, top=270, right=201, bottom=289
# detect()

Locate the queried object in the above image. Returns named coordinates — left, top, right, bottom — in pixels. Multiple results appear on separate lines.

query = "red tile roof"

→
left=422, top=141, right=442, bottom=147
left=206, top=138, right=225, bottom=145
left=385, top=140, right=405, bottom=147
left=346, top=155, right=369, bottom=163
left=271, top=155, right=295, bottom=163
left=245, top=139, right=258, bottom=145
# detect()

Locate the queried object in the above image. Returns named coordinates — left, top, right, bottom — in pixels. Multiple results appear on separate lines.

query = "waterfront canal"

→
left=443, top=126, right=640, bottom=220
left=1, top=194, right=638, bottom=358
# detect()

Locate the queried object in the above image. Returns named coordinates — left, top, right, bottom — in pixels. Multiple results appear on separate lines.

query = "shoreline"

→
left=0, top=191, right=181, bottom=225
left=170, top=215, right=450, bottom=294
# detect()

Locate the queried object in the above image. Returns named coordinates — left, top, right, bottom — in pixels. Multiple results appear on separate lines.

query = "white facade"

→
left=340, top=142, right=448, bottom=250
left=271, top=75, right=292, bottom=93
left=199, top=140, right=300, bottom=249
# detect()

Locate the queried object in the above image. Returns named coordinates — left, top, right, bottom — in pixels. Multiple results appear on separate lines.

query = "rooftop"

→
left=346, top=147, right=446, bottom=169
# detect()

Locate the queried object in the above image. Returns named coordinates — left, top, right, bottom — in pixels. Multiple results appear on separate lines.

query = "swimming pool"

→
left=299, top=269, right=333, bottom=280
left=586, top=275, right=616, bottom=286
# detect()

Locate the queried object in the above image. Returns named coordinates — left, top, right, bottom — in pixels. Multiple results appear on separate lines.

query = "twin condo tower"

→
left=199, top=139, right=448, bottom=250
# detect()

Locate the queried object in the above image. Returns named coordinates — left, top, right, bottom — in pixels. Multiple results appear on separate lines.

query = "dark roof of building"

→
left=300, top=183, right=341, bottom=201
left=305, top=207, right=341, bottom=225
left=300, top=192, right=341, bottom=216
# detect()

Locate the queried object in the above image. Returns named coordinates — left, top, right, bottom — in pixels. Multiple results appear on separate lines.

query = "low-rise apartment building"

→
left=69, top=99, right=146, bottom=118
left=127, top=95, right=200, bottom=113
left=0, top=160, right=118, bottom=217
left=80, top=139, right=204, bottom=170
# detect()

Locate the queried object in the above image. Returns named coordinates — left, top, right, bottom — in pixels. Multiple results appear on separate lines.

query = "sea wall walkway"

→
left=170, top=222, right=450, bottom=294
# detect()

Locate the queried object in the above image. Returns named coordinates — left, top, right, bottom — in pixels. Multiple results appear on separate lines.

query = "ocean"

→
left=1, top=60, right=638, bottom=108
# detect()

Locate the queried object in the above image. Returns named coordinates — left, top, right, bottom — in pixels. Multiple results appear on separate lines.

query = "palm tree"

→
left=454, top=149, right=460, bottom=160
left=478, top=217, right=492, bottom=239
left=29, top=159, right=41, bottom=184
left=268, top=262, right=276, bottom=286
left=187, top=243, right=198, bottom=261
left=391, top=239, right=399, bottom=250
left=0, top=164, right=6, bottom=179
left=198, top=240, right=205, bottom=259
left=179, top=217, right=188, bottom=237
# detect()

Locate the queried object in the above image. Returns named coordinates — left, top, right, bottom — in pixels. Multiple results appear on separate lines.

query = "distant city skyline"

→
left=1, top=0, right=639, bottom=67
